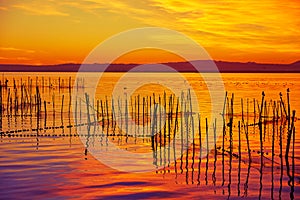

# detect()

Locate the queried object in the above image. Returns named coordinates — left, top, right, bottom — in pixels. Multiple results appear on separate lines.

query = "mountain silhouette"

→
left=0, top=60, right=299, bottom=72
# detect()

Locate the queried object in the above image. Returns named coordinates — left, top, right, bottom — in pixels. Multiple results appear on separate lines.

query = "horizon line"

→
left=1, top=59, right=300, bottom=66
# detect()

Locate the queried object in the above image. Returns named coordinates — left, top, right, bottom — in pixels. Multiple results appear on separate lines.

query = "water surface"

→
left=0, top=73, right=299, bottom=199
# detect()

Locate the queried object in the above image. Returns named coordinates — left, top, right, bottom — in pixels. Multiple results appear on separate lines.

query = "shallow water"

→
left=0, top=72, right=299, bottom=199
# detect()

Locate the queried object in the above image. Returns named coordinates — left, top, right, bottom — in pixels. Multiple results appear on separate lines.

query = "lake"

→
left=0, top=72, right=299, bottom=199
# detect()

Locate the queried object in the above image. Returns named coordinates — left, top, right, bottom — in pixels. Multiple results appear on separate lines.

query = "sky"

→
left=0, top=0, right=299, bottom=65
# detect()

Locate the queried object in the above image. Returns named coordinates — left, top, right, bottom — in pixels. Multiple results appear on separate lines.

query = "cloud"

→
left=1, top=0, right=299, bottom=64
left=17, top=57, right=32, bottom=60
left=0, top=56, right=31, bottom=61
left=0, top=47, right=35, bottom=53
left=12, top=2, right=69, bottom=16
left=102, top=0, right=300, bottom=54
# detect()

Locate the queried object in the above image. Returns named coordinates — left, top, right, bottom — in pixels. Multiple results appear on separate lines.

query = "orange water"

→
left=0, top=72, right=299, bottom=199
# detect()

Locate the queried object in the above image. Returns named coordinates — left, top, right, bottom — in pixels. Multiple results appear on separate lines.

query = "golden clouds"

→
left=0, top=0, right=299, bottom=64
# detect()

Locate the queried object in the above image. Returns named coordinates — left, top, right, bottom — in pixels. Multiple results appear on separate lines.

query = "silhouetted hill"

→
left=0, top=60, right=299, bottom=72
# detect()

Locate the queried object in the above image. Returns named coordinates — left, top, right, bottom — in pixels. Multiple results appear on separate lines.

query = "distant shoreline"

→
left=1, top=60, right=299, bottom=73
left=0, top=70, right=299, bottom=73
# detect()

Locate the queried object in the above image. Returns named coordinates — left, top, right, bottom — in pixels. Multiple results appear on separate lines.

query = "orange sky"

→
left=0, top=0, right=299, bottom=65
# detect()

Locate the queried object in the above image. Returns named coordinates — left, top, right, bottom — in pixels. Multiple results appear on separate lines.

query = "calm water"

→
left=0, top=72, right=299, bottom=199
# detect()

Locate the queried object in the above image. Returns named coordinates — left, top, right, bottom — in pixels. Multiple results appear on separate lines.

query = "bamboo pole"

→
left=61, top=94, right=64, bottom=127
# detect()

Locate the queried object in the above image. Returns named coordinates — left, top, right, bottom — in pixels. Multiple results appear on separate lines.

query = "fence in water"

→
left=0, top=76, right=298, bottom=199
